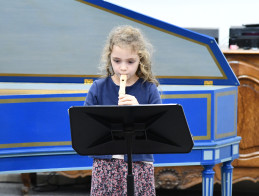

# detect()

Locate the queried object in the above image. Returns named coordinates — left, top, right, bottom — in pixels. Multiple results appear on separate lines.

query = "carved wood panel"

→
left=225, top=51, right=259, bottom=183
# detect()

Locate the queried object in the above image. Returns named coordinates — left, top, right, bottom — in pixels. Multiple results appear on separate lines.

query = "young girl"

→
left=84, top=25, right=161, bottom=195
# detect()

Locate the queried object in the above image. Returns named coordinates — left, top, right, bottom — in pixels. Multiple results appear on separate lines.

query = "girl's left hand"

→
left=118, top=94, right=139, bottom=105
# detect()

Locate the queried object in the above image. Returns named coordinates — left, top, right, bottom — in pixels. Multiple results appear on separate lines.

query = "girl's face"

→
left=111, top=45, right=140, bottom=86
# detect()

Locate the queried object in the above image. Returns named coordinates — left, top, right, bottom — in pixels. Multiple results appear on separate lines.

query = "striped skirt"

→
left=90, top=158, right=156, bottom=196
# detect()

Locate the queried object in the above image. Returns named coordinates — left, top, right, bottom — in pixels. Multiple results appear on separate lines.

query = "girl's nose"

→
left=120, top=63, right=127, bottom=70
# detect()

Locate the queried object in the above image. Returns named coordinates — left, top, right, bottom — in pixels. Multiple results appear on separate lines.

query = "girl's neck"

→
left=111, top=74, right=139, bottom=87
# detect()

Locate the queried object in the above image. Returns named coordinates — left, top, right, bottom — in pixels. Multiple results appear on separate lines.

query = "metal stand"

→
left=69, top=104, right=193, bottom=196
left=126, top=132, right=134, bottom=196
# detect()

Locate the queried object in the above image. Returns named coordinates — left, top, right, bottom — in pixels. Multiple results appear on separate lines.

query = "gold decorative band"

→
left=0, top=141, right=72, bottom=149
left=0, top=73, right=98, bottom=78
left=161, top=93, right=211, bottom=140
left=215, top=90, right=237, bottom=139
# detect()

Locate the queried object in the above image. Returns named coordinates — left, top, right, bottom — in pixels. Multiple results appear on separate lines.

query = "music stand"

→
left=69, top=104, right=193, bottom=196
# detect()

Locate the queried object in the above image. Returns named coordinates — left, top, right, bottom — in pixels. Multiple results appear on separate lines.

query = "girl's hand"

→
left=118, top=94, right=139, bottom=105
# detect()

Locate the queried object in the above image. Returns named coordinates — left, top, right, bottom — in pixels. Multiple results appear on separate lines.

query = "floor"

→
left=0, top=173, right=258, bottom=196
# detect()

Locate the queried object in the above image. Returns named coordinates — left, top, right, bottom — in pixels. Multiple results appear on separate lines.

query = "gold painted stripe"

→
left=157, top=76, right=223, bottom=79
left=0, top=74, right=224, bottom=80
left=0, top=97, right=86, bottom=104
left=161, top=94, right=209, bottom=99
left=0, top=141, right=71, bottom=149
left=77, top=0, right=226, bottom=80
left=0, top=89, right=88, bottom=95
left=206, top=44, right=227, bottom=79
left=161, top=93, right=211, bottom=140
left=0, top=73, right=98, bottom=78
left=216, top=131, right=236, bottom=139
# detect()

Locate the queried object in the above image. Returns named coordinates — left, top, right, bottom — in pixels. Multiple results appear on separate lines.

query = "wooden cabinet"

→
left=223, top=50, right=259, bottom=183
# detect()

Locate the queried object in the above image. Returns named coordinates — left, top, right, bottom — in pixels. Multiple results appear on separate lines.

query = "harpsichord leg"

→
left=202, top=165, right=215, bottom=196
left=221, top=161, right=233, bottom=196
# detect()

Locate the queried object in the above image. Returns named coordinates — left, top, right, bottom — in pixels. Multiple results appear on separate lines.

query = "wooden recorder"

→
left=119, top=75, right=127, bottom=95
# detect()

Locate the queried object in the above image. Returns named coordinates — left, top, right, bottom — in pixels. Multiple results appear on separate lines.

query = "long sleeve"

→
left=84, top=81, right=98, bottom=106
left=148, top=84, right=162, bottom=104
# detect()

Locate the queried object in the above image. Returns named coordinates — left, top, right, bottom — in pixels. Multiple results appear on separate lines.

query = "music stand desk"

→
left=69, top=104, right=193, bottom=196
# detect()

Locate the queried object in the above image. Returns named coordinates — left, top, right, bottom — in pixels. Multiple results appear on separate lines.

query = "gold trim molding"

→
left=0, top=141, right=71, bottom=149
left=215, top=90, right=237, bottom=139
left=161, top=94, right=211, bottom=140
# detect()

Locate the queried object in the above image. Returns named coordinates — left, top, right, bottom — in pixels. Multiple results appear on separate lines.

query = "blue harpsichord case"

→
left=0, top=0, right=240, bottom=178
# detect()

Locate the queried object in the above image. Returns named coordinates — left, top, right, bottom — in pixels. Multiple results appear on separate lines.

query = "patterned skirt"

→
left=90, top=158, right=156, bottom=196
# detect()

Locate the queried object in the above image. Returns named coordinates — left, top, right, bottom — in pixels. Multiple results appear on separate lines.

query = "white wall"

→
left=106, top=0, right=259, bottom=49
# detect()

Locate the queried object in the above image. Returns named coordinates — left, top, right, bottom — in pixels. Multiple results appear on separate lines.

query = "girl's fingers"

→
left=118, top=94, right=139, bottom=105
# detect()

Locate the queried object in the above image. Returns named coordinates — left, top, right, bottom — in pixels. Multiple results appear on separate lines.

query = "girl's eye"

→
left=128, top=61, right=135, bottom=64
left=113, top=59, right=120, bottom=63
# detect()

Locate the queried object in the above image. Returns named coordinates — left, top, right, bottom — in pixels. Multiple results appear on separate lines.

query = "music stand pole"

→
left=125, top=132, right=134, bottom=196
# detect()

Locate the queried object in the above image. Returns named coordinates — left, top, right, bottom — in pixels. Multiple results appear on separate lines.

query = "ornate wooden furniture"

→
left=223, top=50, right=259, bottom=184
left=0, top=1, right=241, bottom=196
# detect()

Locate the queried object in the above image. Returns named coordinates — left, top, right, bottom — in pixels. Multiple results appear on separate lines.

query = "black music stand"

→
left=69, top=104, right=193, bottom=196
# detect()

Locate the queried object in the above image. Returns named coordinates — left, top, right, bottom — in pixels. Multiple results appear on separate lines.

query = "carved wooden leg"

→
left=21, top=173, right=37, bottom=194
left=21, top=173, right=30, bottom=194
left=221, top=161, right=233, bottom=196
left=202, top=165, right=215, bottom=196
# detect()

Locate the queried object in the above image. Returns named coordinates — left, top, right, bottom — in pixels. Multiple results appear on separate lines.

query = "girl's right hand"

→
left=118, top=94, right=139, bottom=105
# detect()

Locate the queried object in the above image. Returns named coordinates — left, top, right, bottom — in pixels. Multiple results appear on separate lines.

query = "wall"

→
left=106, top=0, right=259, bottom=49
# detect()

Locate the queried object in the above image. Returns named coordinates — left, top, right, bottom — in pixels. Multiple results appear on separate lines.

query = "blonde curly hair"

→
left=100, top=25, right=159, bottom=86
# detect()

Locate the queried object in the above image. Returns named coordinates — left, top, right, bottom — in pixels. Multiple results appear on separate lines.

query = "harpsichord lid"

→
left=0, top=0, right=239, bottom=85
left=79, top=0, right=239, bottom=86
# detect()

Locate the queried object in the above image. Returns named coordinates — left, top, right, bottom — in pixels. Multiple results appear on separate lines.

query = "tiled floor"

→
left=0, top=173, right=258, bottom=196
